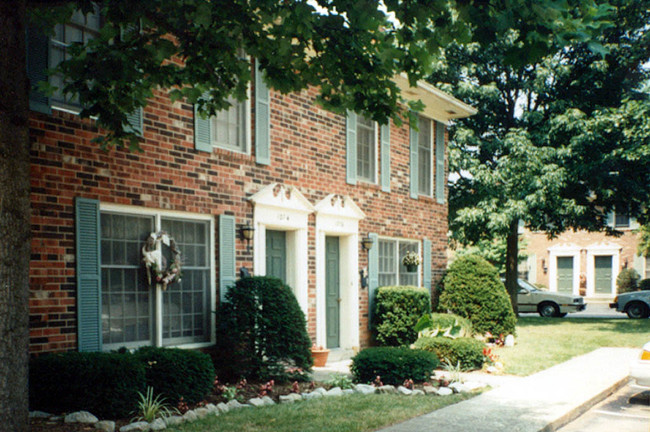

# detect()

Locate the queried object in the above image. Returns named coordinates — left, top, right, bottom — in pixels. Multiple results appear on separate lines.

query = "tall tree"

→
left=434, top=0, right=650, bottom=313
left=0, top=1, right=613, bottom=430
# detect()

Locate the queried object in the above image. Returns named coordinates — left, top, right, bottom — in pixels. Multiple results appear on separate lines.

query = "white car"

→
left=630, top=342, right=650, bottom=387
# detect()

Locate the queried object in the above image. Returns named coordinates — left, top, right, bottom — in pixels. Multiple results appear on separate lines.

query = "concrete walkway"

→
left=378, top=348, right=640, bottom=432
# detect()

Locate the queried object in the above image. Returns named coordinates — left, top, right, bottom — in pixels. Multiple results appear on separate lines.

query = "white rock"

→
left=194, top=407, right=210, bottom=419
left=412, top=389, right=425, bottom=396
left=463, top=381, right=486, bottom=391
left=438, top=387, right=454, bottom=396
left=29, top=411, right=52, bottom=419
left=354, top=384, right=377, bottom=395
left=325, top=387, right=343, bottom=397
left=64, top=411, right=98, bottom=424
left=377, top=385, right=397, bottom=394
left=261, top=396, right=275, bottom=406
left=449, top=382, right=469, bottom=393
left=343, top=389, right=355, bottom=395
left=423, top=386, right=439, bottom=395
left=302, top=391, right=323, bottom=400
left=163, top=416, right=184, bottom=426
left=397, top=386, right=413, bottom=395
left=216, top=402, right=230, bottom=413
left=504, top=335, right=515, bottom=347
left=312, top=387, right=328, bottom=395
left=226, top=399, right=248, bottom=409
left=279, top=394, right=299, bottom=404
left=149, top=418, right=166, bottom=431
left=248, top=398, right=266, bottom=407
left=486, top=366, right=499, bottom=374
left=182, top=410, right=198, bottom=423
left=120, top=422, right=150, bottom=432
left=95, top=420, right=116, bottom=432
left=205, top=403, right=219, bottom=415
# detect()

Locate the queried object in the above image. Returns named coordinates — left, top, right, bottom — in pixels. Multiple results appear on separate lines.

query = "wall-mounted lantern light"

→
left=542, top=258, right=548, bottom=274
left=239, top=224, right=255, bottom=252
left=361, top=235, right=374, bottom=252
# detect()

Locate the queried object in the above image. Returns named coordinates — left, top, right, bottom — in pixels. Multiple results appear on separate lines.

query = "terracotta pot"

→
left=311, top=348, right=330, bottom=367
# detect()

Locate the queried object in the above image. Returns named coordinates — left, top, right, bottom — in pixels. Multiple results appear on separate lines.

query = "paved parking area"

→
left=558, top=383, right=650, bottom=432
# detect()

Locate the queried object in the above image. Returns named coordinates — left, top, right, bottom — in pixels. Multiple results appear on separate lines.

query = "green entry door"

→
left=595, top=255, right=613, bottom=294
left=557, top=257, right=573, bottom=293
left=326, top=236, right=340, bottom=349
left=266, top=230, right=286, bottom=283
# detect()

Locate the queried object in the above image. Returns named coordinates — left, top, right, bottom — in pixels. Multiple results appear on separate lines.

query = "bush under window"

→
left=413, top=337, right=485, bottom=371
left=373, top=285, right=431, bottom=346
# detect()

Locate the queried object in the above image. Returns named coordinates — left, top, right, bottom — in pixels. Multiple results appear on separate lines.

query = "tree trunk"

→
left=0, top=1, right=30, bottom=431
left=505, top=220, right=519, bottom=316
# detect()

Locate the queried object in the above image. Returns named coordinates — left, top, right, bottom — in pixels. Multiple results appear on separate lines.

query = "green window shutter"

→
left=255, top=60, right=271, bottom=165
left=75, top=197, right=102, bottom=352
left=423, top=238, right=432, bottom=295
left=194, top=104, right=212, bottom=153
left=409, top=119, right=419, bottom=199
left=26, top=24, right=51, bottom=114
left=435, top=121, right=446, bottom=204
left=125, top=108, right=143, bottom=136
left=346, top=111, right=357, bottom=185
left=380, top=123, right=391, bottom=192
left=219, top=214, right=236, bottom=302
left=367, top=232, right=379, bottom=329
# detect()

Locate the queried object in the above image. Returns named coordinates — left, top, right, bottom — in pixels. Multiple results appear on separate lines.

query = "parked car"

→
left=610, top=291, right=650, bottom=319
left=630, top=341, right=650, bottom=387
left=511, top=278, right=587, bottom=317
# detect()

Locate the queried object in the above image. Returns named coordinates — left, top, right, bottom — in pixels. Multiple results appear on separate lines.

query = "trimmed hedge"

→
left=350, top=347, right=439, bottom=385
left=439, top=255, right=516, bottom=337
left=413, top=337, right=485, bottom=371
left=29, top=352, right=146, bottom=418
left=617, top=268, right=640, bottom=294
left=639, top=278, right=650, bottom=291
left=133, top=346, right=215, bottom=405
left=215, top=276, right=312, bottom=381
left=373, top=285, right=431, bottom=346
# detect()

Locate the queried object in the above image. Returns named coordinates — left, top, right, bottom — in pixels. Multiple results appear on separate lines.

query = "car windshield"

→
left=518, top=279, right=540, bottom=292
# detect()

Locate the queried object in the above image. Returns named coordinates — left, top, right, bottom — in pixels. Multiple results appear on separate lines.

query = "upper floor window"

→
left=418, top=116, right=433, bottom=196
left=211, top=95, right=249, bottom=153
left=356, top=116, right=377, bottom=183
left=50, top=8, right=101, bottom=109
left=378, top=238, right=420, bottom=287
left=615, top=213, right=630, bottom=228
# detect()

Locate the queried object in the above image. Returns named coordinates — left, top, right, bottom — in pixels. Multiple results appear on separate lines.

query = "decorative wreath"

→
left=142, top=231, right=182, bottom=290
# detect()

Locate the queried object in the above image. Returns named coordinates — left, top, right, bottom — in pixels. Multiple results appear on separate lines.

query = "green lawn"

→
left=167, top=393, right=474, bottom=432
left=496, top=317, right=650, bottom=376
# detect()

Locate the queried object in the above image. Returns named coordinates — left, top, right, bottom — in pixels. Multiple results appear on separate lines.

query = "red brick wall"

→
left=28, top=85, right=448, bottom=353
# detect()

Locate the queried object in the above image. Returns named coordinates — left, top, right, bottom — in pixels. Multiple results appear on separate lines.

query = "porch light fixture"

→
left=240, top=224, right=255, bottom=252
left=361, top=235, right=374, bottom=252
left=542, top=258, right=548, bottom=274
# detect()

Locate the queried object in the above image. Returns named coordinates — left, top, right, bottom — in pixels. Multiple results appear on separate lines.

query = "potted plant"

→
left=311, top=345, right=330, bottom=367
left=402, top=251, right=421, bottom=272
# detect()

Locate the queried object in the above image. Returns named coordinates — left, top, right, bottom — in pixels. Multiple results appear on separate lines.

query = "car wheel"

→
left=625, top=302, right=650, bottom=319
left=539, top=302, right=560, bottom=318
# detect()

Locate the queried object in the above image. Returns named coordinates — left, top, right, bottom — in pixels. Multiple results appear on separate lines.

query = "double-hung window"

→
left=356, top=116, right=377, bottom=183
left=211, top=94, right=249, bottom=153
left=418, top=116, right=433, bottom=196
left=377, top=238, right=420, bottom=287
left=100, top=209, right=212, bottom=350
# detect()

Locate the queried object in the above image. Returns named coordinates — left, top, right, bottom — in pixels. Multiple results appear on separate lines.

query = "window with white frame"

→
left=418, top=116, right=433, bottom=196
left=615, top=213, right=630, bottom=228
left=100, top=210, right=211, bottom=349
left=378, top=238, right=420, bottom=287
left=211, top=94, right=248, bottom=152
left=50, top=8, right=101, bottom=109
left=356, top=116, right=377, bottom=182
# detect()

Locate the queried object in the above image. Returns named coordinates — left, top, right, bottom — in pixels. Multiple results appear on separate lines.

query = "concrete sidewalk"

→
left=378, top=348, right=639, bottom=432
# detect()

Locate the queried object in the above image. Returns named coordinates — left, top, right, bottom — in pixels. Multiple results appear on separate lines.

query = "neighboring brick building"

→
left=26, top=16, right=475, bottom=355
left=522, top=214, right=644, bottom=300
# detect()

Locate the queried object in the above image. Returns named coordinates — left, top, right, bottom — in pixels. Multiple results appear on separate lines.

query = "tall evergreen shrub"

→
left=439, top=255, right=516, bottom=337
left=215, top=276, right=312, bottom=381
left=373, top=285, right=431, bottom=346
left=617, top=268, right=640, bottom=294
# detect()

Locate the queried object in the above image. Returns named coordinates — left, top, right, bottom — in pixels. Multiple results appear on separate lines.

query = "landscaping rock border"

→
left=30, top=381, right=487, bottom=432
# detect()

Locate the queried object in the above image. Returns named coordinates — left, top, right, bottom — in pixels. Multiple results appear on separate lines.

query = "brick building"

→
left=522, top=214, right=645, bottom=300
left=26, top=15, right=475, bottom=355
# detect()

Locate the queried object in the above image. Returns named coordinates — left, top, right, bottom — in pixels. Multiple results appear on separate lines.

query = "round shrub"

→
left=413, top=337, right=485, bottom=371
left=29, top=352, right=146, bottom=418
left=639, top=278, right=650, bottom=291
left=414, top=313, right=473, bottom=338
left=350, top=347, right=439, bottom=385
left=215, top=276, right=312, bottom=381
left=133, top=347, right=215, bottom=405
left=439, top=255, right=516, bottom=337
left=617, top=268, right=640, bottom=294
left=374, top=285, right=431, bottom=346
